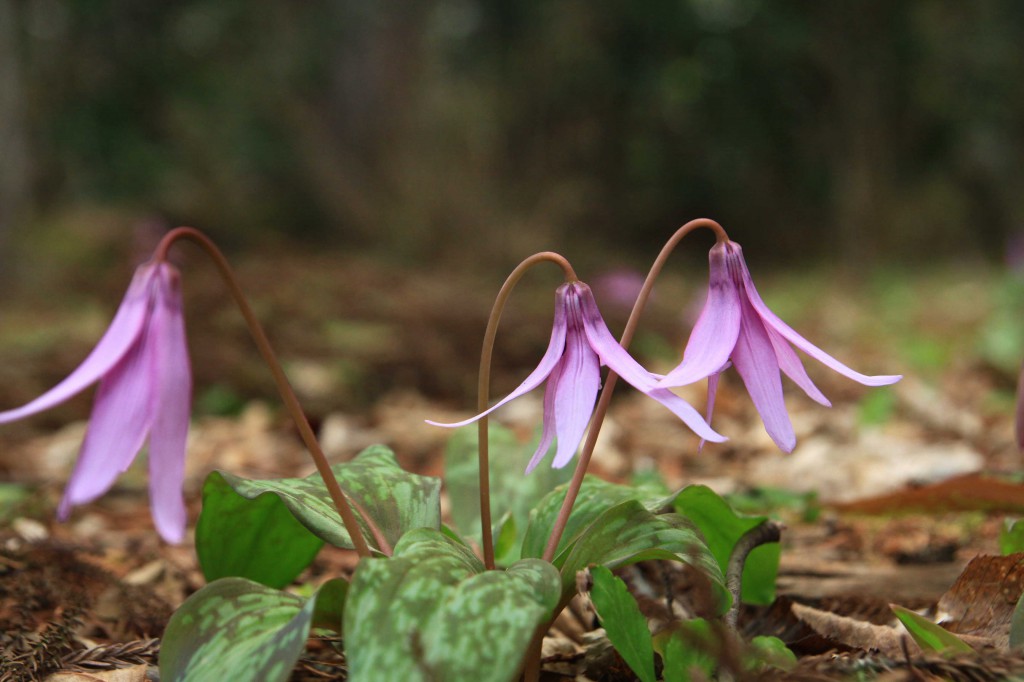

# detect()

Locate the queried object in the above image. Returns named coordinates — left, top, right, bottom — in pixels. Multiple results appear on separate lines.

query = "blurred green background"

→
left=2, top=0, right=1023, bottom=268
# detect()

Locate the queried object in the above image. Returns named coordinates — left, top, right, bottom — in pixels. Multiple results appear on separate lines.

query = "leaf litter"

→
left=1, top=254, right=1023, bottom=680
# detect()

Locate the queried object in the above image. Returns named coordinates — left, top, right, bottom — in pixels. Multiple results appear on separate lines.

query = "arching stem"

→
left=154, top=227, right=375, bottom=558
left=541, top=218, right=729, bottom=562
left=476, top=252, right=576, bottom=570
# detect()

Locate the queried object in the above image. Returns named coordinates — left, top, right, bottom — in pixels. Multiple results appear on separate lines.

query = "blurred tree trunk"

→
left=814, top=0, right=907, bottom=266
left=0, top=0, right=29, bottom=269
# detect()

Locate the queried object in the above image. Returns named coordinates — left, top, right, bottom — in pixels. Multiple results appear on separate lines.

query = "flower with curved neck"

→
left=0, top=261, right=191, bottom=542
left=659, top=240, right=901, bottom=452
left=429, top=280, right=724, bottom=471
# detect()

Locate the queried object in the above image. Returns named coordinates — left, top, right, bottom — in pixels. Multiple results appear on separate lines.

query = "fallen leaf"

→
left=46, top=664, right=148, bottom=682
left=937, top=553, right=1024, bottom=648
left=835, top=475, right=1024, bottom=515
left=790, top=602, right=913, bottom=656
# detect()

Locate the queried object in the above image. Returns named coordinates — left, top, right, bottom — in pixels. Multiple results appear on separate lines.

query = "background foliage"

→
left=2, top=0, right=1024, bottom=267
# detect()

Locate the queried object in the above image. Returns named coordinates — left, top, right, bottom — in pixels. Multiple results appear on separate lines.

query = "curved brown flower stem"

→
left=477, top=252, right=577, bottom=571
left=154, top=227, right=374, bottom=559
left=725, top=519, right=782, bottom=629
left=541, top=218, right=729, bottom=563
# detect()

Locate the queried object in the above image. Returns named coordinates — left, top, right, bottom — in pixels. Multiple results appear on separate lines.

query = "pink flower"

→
left=0, top=262, right=191, bottom=542
left=429, top=281, right=724, bottom=472
left=658, top=240, right=901, bottom=452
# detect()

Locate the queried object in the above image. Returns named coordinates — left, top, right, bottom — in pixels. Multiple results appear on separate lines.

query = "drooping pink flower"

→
left=659, top=240, right=901, bottom=452
left=428, top=281, right=724, bottom=472
left=0, top=262, right=191, bottom=542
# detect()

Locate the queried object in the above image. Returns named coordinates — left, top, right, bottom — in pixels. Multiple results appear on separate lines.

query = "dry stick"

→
left=475, top=252, right=577, bottom=571
left=154, top=227, right=374, bottom=559
left=541, top=218, right=730, bottom=563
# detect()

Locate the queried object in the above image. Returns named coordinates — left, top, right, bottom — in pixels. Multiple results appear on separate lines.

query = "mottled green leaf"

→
left=160, top=577, right=347, bottom=682
left=891, top=605, right=974, bottom=654
left=556, top=500, right=727, bottom=611
left=201, top=445, right=441, bottom=556
left=589, top=566, right=656, bottom=682
left=444, top=424, right=572, bottom=563
left=521, top=476, right=673, bottom=561
left=674, top=485, right=780, bottom=605
left=345, top=528, right=560, bottom=682
left=197, top=472, right=324, bottom=588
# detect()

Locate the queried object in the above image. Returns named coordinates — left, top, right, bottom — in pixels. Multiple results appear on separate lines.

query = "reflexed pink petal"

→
left=731, top=297, right=794, bottom=452
left=147, top=265, right=191, bottom=544
left=659, top=244, right=742, bottom=387
left=576, top=282, right=725, bottom=443
left=734, top=245, right=901, bottom=387
left=0, top=265, right=156, bottom=423
left=551, top=322, right=601, bottom=469
left=764, top=326, right=831, bottom=407
left=644, top=387, right=728, bottom=443
left=58, top=316, right=158, bottom=518
left=525, top=362, right=561, bottom=473
left=426, top=285, right=570, bottom=428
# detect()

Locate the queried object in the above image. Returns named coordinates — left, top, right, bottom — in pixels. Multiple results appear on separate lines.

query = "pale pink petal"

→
left=576, top=282, right=726, bottom=443
left=659, top=243, right=742, bottom=387
left=550, top=320, right=601, bottom=469
left=0, top=265, right=156, bottom=423
left=733, top=244, right=901, bottom=387
left=426, top=285, right=569, bottom=428
left=525, top=361, right=560, bottom=473
left=764, top=326, right=831, bottom=407
left=731, top=297, right=794, bottom=452
left=147, top=265, right=192, bottom=544
left=58, top=315, right=158, bottom=518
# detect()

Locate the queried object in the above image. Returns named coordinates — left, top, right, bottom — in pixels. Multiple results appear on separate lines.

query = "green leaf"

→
left=444, top=424, right=573, bottom=563
left=557, top=500, right=727, bottom=611
left=160, top=577, right=347, bottom=682
left=521, top=476, right=673, bottom=561
left=197, top=472, right=324, bottom=588
left=1010, top=590, right=1024, bottom=650
left=1001, top=519, right=1024, bottom=555
left=588, top=566, right=656, bottom=682
left=492, top=512, right=519, bottom=566
left=674, top=485, right=780, bottom=605
left=198, top=445, right=441, bottom=563
left=891, top=605, right=974, bottom=654
left=344, top=528, right=560, bottom=682
left=653, top=620, right=717, bottom=682
left=745, top=636, right=797, bottom=672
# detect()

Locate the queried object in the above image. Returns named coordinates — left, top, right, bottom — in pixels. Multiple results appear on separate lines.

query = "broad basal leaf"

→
left=555, top=499, right=727, bottom=611
left=345, top=528, right=560, bottom=682
left=160, top=577, right=347, bottom=682
left=521, top=476, right=674, bottom=561
left=589, top=566, right=656, bottom=682
left=674, top=485, right=780, bottom=605
left=197, top=444, right=441, bottom=584
left=197, top=473, right=324, bottom=588
left=444, top=424, right=572, bottom=563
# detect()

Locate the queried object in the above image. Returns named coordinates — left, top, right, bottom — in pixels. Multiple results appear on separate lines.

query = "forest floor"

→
left=2, top=244, right=1024, bottom=681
